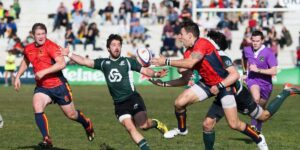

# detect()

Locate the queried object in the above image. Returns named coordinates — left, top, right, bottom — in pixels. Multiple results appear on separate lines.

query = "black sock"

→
left=175, top=110, right=187, bottom=132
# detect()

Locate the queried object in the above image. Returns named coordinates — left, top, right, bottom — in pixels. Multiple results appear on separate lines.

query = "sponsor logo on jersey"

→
left=106, top=61, right=111, bottom=64
left=108, top=69, right=122, bottom=82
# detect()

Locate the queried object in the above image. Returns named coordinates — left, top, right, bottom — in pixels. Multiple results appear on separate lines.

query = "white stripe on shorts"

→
left=118, top=114, right=132, bottom=123
left=221, top=95, right=237, bottom=109
left=190, top=84, right=209, bottom=101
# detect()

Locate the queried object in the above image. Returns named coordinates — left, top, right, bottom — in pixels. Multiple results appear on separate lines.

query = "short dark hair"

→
left=106, top=34, right=123, bottom=48
left=180, top=21, right=200, bottom=37
left=32, top=23, right=47, bottom=34
left=207, top=30, right=228, bottom=51
left=251, top=30, right=264, bottom=40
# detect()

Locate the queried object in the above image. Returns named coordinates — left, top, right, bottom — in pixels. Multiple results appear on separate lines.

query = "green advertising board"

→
left=62, top=66, right=181, bottom=85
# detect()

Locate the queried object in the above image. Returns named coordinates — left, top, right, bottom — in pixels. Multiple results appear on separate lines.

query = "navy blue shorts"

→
left=34, top=83, right=73, bottom=105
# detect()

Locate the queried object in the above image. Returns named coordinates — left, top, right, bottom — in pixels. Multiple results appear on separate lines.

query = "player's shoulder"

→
left=45, top=39, right=59, bottom=48
left=23, top=42, right=36, bottom=54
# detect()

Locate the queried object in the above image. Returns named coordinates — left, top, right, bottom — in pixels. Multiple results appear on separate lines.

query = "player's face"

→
left=108, top=40, right=121, bottom=59
left=251, top=35, right=264, bottom=50
left=34, top=29, right=47, bottom=46
left=179, top=28, right=192, bottom=48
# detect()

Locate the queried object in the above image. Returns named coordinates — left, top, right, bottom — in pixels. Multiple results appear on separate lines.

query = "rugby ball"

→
left=136, top=47, right=152, bottom=67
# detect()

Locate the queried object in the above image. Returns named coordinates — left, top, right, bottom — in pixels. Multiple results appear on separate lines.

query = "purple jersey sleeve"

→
left=243, top=46, right=255, bottom=64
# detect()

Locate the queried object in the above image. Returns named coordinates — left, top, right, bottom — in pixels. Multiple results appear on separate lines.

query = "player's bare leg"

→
left=33, top=93, right=53, bottom=148
left=134, top=111, right=168, bottom=134
left=60, top=102, right=95, bottom=141
left=122, top=117, right=150, bottom=150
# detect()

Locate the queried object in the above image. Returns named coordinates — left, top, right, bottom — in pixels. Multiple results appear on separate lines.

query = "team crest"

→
left=259, top=56, right=265, bottom=62
left=119, top=61, right=125, bottom=66
left=64, top=95, right=69, bottom=102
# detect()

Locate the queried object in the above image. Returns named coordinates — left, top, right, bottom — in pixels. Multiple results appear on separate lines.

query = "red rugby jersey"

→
left=24, top=39, right=66, bottom=88
left=183, top=38, right=228, bottom=86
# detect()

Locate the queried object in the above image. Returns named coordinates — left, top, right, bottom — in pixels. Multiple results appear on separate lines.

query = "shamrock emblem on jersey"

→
left=108, top=69, right=122, bottom=82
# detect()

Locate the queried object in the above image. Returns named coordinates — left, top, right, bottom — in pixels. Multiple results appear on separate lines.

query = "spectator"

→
left=104, top=1, right=114, bottom=25
left=124, top=0, right=134, bottom=14
left=274, top=1, right=283, bottom=24
left=150, top=3, right=157, bottom=24
left=88, top=0, right=95, bottom=17
left=53, top=2, right=69, bottom=32
left=4, top=50, right=16, bottom=87
left=13, top=0, right=21, bottom=19
left=72, top=10, right=83, bottom=30
left=8, top=5, right=16, bottom=20
left=77, top=21, right=87, bottom=40
left=129, top=13, right=139, bottom=34
left=84, top=22, right=101, bottom=51
left=23, top=31, right=34, bottom=46
left=157, top=2, right=167, bottom=24
left=0, top=2, right=5, bottom=19
left=65, top=27, right=77, bottom=51
left=131, top=21, right=145, bottom=43
left=160, top=20, right=175, bottom=56
left=168, top=7, right=179, bottom=25
left=141, top=0, right=150, bottom=18
left=12, top=36, right=24, bottom=56
left=223, top=27, right=232, bottom=50
left=6, top=19, right=17, bottom=37
left=278, top=26, right=292, bottom=48
left=72, top=0, right=83, bottom=14
left=0, top=18, right=6, bottom=38
left=118, top=2, right=127, bottom=25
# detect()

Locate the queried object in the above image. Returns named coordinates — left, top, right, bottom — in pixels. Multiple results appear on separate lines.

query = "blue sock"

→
left=76, top=110, right=89, bottom=129
left=35, top=112, right=49, bottom=138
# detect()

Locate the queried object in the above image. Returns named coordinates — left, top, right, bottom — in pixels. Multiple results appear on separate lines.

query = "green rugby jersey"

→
left=93, top=57, right=142, bottom=103
left=218, top=51, right=243, bottom=93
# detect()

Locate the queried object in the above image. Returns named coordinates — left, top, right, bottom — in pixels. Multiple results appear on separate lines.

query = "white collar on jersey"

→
left=254, top=45, right=265, bottom=58
left=109, top=55, right=121, bottom=61
left=204, top=37, right=220, bottom=50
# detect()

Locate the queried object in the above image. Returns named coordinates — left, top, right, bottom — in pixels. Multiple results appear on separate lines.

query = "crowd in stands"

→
left=0, top=0, right=298, bottom=67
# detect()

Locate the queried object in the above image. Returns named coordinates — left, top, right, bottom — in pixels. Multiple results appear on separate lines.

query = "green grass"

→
left=0, top=85, right=299, bottom=150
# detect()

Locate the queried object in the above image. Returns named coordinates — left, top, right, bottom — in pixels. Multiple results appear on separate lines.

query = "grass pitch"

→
left=0, top=85, right=299, bottom=150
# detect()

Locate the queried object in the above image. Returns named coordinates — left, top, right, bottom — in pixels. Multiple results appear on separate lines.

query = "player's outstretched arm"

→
left=140, top=67, right=168, bottom=78
left=15, top=57, right=30, bottom=91
left=60, top=47, right=95, bottom=68
left=151, top=52, right=203, bottom=69
left=149, top=70, right=191, bottom=87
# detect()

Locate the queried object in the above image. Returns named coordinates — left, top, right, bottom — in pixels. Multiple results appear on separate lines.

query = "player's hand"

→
left=148, top=79, right=164, bottom=86
left=210, top=85, right=219, bottom=95
left=156, top=68, right=168, bottom=78
left=60, top=46, right=70, bottom=56
left=249, top=64, right=259, bottom=72
left=151, top=55, right=166, bottom=66
left=35, top=70, right=47, bottom=80
left=14, top=78, right=21, bottom=92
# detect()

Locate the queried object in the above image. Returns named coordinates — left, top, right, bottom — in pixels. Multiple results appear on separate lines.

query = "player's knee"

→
left=202, top=118, right=215, bottom=132
left=174, top=97, right=188, bottom=110
left=66, top=111, right=78, bottom=120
